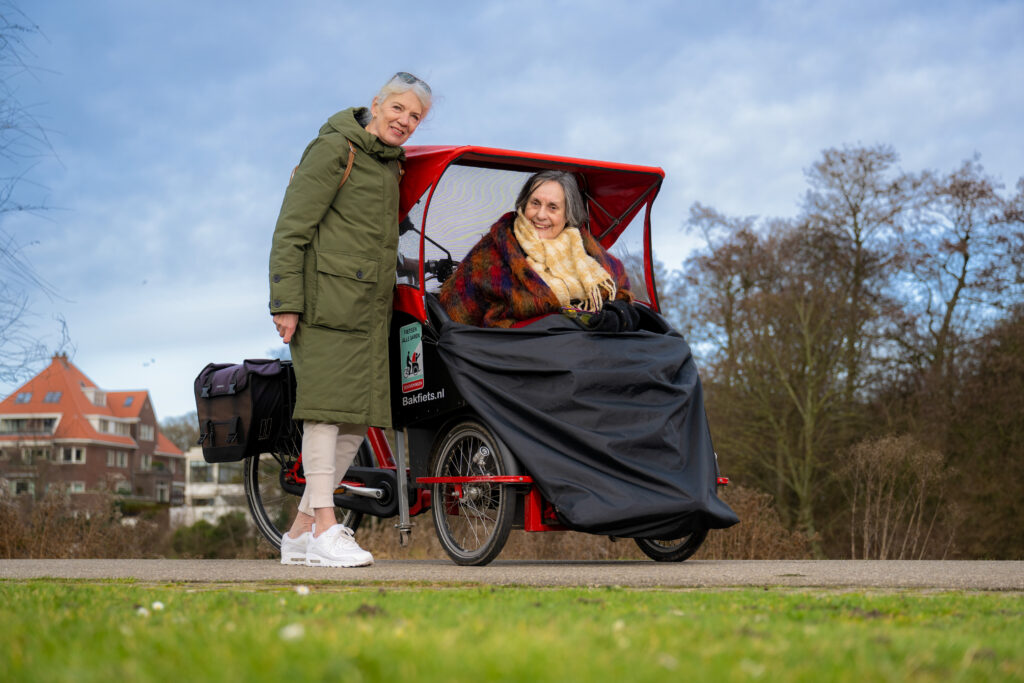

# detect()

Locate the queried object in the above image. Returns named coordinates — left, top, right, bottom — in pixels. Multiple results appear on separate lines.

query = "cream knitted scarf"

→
left=513, top=211, right=616, bottom=312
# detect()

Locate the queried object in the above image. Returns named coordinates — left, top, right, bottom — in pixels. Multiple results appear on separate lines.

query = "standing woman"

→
left=269, top=72, right=432, bottom=567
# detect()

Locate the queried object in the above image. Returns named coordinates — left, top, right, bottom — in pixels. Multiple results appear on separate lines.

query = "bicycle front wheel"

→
left=430, top=420, right=516, bottom=566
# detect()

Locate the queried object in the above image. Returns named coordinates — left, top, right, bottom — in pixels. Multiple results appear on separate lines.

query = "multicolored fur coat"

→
left=439, top=212, right=633, bottom=328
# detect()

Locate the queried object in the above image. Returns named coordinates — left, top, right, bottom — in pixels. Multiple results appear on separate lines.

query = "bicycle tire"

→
left=634, top=529, right=708, bottom=562
left=429, top=419, right=516, bottom=566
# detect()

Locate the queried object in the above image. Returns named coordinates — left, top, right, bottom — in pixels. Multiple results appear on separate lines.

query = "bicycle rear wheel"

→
left=244, top=439, right=372, bottom=550
left=634, top=529, right=708, bottom=562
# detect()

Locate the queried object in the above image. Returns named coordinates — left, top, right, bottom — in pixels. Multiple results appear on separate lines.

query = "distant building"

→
left=0, top=354, right=185, bottom=507
left=170, top=447, right=247, bottom=527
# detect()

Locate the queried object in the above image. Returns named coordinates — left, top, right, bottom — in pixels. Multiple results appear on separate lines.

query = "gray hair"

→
left=375, top=71, right=433, bottom=112
left=514, top=171, right=587, bottom=228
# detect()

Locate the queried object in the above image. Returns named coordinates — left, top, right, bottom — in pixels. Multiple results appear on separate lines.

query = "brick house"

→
left=0, top=354, right=185, bottom=507
left=169, top=446, right=246, bottom=528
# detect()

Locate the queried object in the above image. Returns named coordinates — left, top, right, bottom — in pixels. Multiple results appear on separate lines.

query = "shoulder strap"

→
left=289, top=139, right=356, bottom=188
left=338, top=140, right=356, bottom=188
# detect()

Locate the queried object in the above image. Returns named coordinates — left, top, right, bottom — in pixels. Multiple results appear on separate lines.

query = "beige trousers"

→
left=297, top=421, right=367, bottom=515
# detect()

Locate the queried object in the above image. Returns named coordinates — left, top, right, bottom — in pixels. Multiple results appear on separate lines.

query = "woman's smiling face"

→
left=523, top=180, right=567, bottom=239
left=365, top=90, right=425, bottom=146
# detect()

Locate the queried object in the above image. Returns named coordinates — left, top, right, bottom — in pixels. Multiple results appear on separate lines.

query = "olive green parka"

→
left=269, top=108, right=404, bottom=427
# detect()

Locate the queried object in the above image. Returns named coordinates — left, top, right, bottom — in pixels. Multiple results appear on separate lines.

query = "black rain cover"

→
left=433, top=303, right=740, bottom=539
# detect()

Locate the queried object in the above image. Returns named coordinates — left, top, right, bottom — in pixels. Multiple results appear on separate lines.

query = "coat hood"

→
left=324, top=107, right=406, bottom=163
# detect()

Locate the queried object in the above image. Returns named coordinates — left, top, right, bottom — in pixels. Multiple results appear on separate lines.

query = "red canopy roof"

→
left=399, top=146, right=664, bottom=245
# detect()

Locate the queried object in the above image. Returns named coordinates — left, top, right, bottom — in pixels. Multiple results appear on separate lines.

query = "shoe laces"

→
left=323, top=525, right=361, bottom=549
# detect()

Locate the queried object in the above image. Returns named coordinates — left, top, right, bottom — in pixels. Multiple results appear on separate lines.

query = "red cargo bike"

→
left=237, top=145, right=735, bottom=566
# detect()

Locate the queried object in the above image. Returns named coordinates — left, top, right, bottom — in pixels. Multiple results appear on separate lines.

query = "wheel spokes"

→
left=439, top=434, right=502, bottom=554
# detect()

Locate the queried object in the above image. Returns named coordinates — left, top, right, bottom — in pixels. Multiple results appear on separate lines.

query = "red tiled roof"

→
left=155, top=430, right=184, bottom=457
left=1, top=355, right=105, bottom=417
left=107, top=391, right=149, bottom=418
left=0, top=355, right=166, bottom=449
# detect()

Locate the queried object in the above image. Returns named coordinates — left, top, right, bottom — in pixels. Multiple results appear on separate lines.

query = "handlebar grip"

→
left=425, top=259, right=455, bottom=282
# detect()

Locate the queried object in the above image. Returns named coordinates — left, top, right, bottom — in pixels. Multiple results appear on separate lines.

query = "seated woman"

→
left=439, top=170, right=633, bottom=328
left=434, top=171, right=738, bottom=539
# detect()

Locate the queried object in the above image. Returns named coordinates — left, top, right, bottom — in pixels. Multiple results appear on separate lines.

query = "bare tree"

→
left=0, top=2, right=60, bottom=386
left=678, top=209, right=854, bottom=543
left=666, top=145, right=1023, bottom=558
left=802, top=145, right=923, bottom=399
left=160, top=412, right=199, bottom=453
left=945, top=305, right=1024, bottom=559
left=900, top=158, right=1022, bottom=381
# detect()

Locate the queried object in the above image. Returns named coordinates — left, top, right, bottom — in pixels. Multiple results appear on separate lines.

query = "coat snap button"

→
left=273, top=299, right=281, bottom=307
left=272, top=274, right=281, bottom=283
left=356, top=270, right=364, bottom=279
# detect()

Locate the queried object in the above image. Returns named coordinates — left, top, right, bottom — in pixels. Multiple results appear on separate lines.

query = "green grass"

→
left=1, top=581, right=1021, bottom=682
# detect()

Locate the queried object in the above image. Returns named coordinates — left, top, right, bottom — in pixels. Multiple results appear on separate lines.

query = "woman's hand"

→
left=273, top=313, right=299, bottom=344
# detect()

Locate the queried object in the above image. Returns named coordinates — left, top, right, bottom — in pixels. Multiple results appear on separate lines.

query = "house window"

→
left=106, top=450, right=128, bottom=468
left=190, top=462, right=213, bottom=483
left=43, top=391, right=62, bottom=403
left=60, top=447, right=86, bottom=464
left=15, top=392, right=32, bottom=404
left=98, top=419, right=131, bottom=436
left=139, top=424, right=155, bottom=441
left=21, top=447, right=51, bottom=464
left=140, top=454, right=152, bottom=470
left=1, top=418, right=57, bottom=435
left=11, top=480, right=35, bottom=496
left=124, top=396, right=134, bottom=407
left=68, top=481, right=86, bottom=493
left=218, top=462, right=243, bottom=485
left=156, top=482, right=169, bottom=503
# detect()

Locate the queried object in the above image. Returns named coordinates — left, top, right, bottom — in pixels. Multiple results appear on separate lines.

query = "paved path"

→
left=2, top=559, right=1021, bottom=590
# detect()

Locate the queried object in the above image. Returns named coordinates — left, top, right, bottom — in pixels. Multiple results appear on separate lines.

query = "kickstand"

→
left=393, top=428, right=414, bottom=545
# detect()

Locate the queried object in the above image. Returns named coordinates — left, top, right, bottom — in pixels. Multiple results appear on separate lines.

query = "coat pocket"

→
left=310, top=250, right=380, bottom=334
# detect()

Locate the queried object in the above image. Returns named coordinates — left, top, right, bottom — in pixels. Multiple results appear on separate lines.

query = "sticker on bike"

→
left=400, top=322, right=424, bottom=392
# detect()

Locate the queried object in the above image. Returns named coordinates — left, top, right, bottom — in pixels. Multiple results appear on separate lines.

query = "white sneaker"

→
left=305, top=524, right=373, bottom=568
left=280, top=527, right=313, bottom=565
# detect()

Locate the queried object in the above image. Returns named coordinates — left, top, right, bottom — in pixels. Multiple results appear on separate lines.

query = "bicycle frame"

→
left=285, top=424, right=565, bottom=534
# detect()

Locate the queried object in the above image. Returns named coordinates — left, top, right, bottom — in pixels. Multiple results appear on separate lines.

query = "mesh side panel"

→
left=607, top=210, right=652, bottom=305
left=413, top=166, right=531, bottom=292
left=400, top=164, right=653, bottom=302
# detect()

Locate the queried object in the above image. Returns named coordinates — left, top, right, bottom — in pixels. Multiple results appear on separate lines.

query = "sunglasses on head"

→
left=393, top=71, right=431, bottom=94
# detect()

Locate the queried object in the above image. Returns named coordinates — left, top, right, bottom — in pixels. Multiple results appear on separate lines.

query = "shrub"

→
left=0, top=483, right=168, bottom=558
left=696, top=485, right=814, bottom=559
left=838, top=434, right=956, bottom=559
left=171, top=512, right=263, bottom=559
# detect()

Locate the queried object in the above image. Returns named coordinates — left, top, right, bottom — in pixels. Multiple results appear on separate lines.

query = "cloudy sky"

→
left=3, top=0, right=1022, bottom=419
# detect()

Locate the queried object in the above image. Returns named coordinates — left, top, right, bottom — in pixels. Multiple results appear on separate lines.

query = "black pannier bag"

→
left=193, top=359, right=296, bottom=463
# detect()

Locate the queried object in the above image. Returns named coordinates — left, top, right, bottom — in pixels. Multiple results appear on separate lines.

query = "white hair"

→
left=375, top=72, right=432, bottom=112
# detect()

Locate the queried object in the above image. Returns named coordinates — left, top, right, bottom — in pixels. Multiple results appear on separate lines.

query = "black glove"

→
left=603, top=300, right=640, bottom=332
left=561, top=300, right=639, bottom=332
